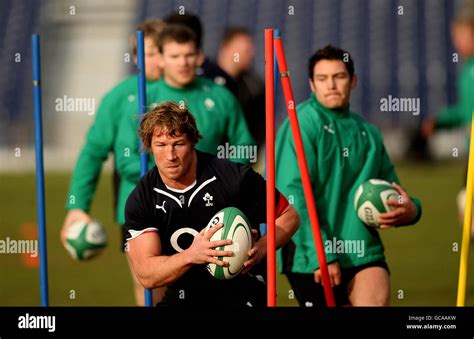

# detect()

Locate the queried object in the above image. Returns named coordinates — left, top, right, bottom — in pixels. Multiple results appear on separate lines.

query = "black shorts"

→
left=157, top=272, right=267, bottom=308
left=285, top=260, right=390, bottom=307
left=120, top=225, right=127, bottom=252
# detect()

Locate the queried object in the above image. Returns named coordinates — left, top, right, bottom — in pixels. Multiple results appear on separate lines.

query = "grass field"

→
left=1, top=160, right=473, bottom=306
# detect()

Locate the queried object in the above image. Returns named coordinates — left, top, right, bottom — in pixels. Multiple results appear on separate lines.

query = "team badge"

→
left=203, top=192, right=213, bottom=207
left=204, top=98, right=215, bottom=110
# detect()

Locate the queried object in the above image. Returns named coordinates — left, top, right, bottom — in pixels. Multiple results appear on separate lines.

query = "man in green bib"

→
left=276, top=45, right=422, bottom=307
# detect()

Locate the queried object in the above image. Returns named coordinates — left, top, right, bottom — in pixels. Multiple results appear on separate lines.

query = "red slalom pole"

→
left=265, top=28, right=276, bottom=307
left=274, top=36, right=335, bottom=307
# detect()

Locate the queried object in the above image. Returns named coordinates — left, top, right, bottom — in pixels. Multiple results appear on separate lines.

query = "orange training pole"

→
left=265, top=28, right=277, bottom=307
left=274, top=35, right=335, bottom=307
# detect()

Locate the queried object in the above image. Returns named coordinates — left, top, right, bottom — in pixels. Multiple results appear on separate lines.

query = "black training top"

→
left=124, top=150, right=285, bottom=305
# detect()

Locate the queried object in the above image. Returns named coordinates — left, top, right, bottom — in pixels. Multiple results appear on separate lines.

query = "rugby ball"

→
left=204, top=207, right=253, bottom=280
left=64, top=220, right=107, bottom=261
left=354, top=179, right=399, bottom=228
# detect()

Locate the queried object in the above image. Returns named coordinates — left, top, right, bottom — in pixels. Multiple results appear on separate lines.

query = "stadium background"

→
left=1, top=0, right=473, bottom=306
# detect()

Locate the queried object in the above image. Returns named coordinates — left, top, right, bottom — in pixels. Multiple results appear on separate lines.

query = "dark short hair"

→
left=164, top=13, right=203, bottom=49
left=308, top=45, right=355, bottom=79
left=220, top=26, right=251, bottom=46
left=157, top=24, right=198, bottom=53
left=139, top=102, right=203, bottom=151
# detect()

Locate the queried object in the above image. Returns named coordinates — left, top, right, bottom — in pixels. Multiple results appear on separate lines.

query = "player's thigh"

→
left=347, top=266, right=390, bottom=306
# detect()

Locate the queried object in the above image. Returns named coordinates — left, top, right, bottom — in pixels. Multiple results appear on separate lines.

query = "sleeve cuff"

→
left=397, top=197, right=422, bottom=227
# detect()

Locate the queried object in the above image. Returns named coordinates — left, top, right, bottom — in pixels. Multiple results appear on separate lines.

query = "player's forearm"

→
left=135, top=252, right=193, bottom=289
left=258, top=205, right=300, bottom=257
left=397, top=197, right=422, bottom=227
left=275, top=205, right=300, bottom=248
left=66, top=150, right=105, bottom=211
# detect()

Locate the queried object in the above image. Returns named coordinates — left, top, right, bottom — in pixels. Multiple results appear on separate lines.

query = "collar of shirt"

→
left=159, top=77, right=200, bottom=92
left=310, top=92, right=351, bottom=119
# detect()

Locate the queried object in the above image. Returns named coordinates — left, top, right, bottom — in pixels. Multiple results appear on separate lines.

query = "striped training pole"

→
left=456, top=111, right=474, bottom=306
left=274, top=33, right=335, bottom=307
left=32, top=34, right=49, bottom=306
left=136, top=30, right=153, bottom=307
left=265, top=28, right=277, bottom=307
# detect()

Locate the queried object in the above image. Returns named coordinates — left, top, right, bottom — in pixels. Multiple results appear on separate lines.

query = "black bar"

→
left=0, top=307, right=473, bottom=338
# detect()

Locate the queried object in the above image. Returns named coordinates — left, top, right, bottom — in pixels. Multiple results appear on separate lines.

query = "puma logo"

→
left=156, top=201, right=167, bottom=213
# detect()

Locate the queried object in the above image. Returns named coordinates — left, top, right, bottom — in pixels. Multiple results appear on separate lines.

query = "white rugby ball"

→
left=204, top=207, right=253, bottom=280
left=64, top=219, right=107, bottom=261
left=354, top=179, right=399, bottom=228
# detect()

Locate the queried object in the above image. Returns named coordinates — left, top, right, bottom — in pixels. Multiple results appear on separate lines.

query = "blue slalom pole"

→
left=273, top=29, right=280, bottom=95
left=32, top=34, right=49, bottom=307
left=262, top=28, right=280, bottom=236
left=137, top=31, right=149, bottom=178
left=136, top=30, right=153, bottom=307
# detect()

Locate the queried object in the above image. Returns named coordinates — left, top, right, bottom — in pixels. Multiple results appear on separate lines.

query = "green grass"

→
left=381, top=161, right=474, bottom=306
left=1, top=161, right=473, bottom=306
left=0, top=172, right=134, bottom=306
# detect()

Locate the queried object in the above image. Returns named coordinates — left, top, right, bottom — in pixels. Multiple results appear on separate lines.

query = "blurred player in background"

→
left=165, top=14, right=265, bottom=157
left=276, top=45, right=422, bottom=307
left=124, top=102, right=299, bottom=306
left=115, top=23, right=255, bottom=183
left=60, top=19, right=165, bottom=306
left=164, top=13, right=237, bottom=95
left=217, top=27, right=265, bottom=152
left=421, top=4, right=474, bottom=235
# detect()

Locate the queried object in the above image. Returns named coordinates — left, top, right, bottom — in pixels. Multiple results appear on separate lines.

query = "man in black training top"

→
left=124, top=102, right=300, bottom=306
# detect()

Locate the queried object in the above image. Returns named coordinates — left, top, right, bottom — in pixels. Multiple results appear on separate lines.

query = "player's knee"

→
left=349, top=267, right=390, bottom=306
left=351, top=291, right=389, bottom=306
left=133, top=284, right=145, bottom=306
left=132, top=273, right=144, bottom=288
left=370, top=279, right=390, bottom=306
left=371, top=292, right=390, bottom=306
